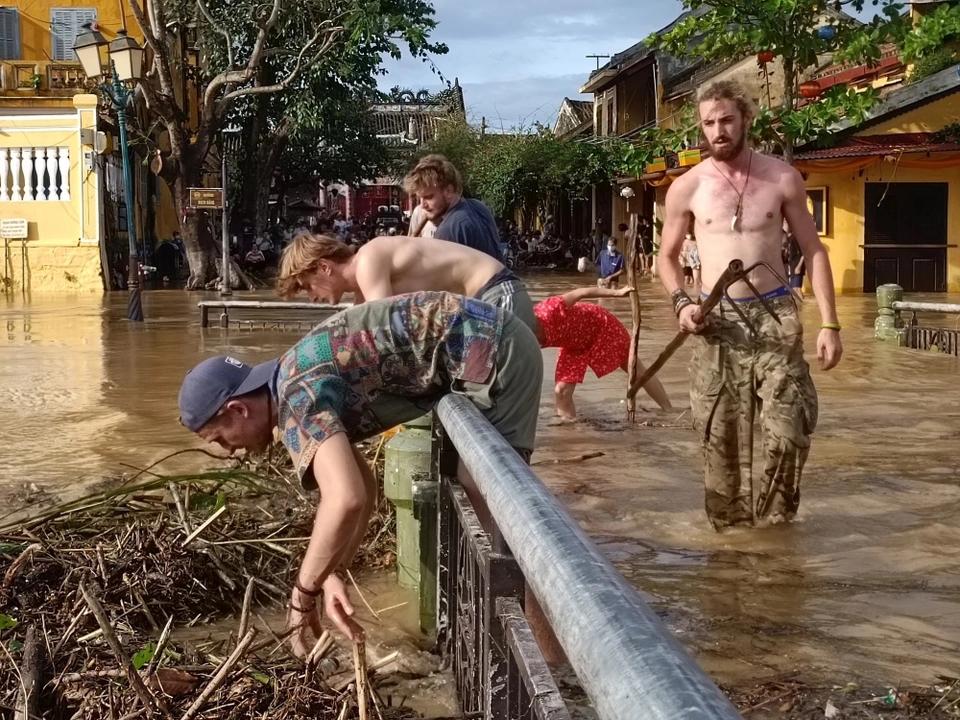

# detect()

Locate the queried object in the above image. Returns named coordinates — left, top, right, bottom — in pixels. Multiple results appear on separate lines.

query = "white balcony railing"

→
left=0, top=147, right=72, bottom=202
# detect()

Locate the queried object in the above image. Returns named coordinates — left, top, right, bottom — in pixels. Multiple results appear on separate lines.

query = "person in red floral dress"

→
left=534, top=286, right=673, bottom=420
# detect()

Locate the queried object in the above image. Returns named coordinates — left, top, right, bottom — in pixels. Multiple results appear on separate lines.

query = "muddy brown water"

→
left=3, top=278, right=959, bottom=694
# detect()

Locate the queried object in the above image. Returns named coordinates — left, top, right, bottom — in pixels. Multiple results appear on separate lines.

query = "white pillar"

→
left=0, top=148, right=9, bottom=202
left=45, top=147, right=58, bottom=201
left=33, top=147, right=46, bottom=201
left=10, top=148, right=23, bottom=202
left=57, top=147, right=70, bottom=201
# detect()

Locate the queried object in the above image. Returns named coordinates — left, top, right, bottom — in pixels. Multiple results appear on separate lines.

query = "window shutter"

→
left=0, top=8, right=20, bottom=60
left=50, top=8, right=97, bottom=62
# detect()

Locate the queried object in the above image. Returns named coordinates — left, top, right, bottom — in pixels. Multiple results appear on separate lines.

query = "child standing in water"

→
left=534, top=286, right=673, bottom=420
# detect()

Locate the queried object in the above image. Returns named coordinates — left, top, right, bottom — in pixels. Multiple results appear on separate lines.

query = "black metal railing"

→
left=197, top=300, right=349, bottom=329
left=903, top=324, right=960, bottom=356
left=435, top=425, right=569, bottom=719
left=893, top=300, right=960, bottom=358
left=432, top=395, right=741, bottom=720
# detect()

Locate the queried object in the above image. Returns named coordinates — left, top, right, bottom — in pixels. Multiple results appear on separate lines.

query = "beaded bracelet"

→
left=671, top=288, right=695, bottom=317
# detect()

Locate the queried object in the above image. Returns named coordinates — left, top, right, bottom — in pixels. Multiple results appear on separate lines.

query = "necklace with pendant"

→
left=712, top=151, right=753, bottom=231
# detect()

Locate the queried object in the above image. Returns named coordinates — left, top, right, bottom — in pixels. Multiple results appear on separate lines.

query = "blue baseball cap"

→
left=178, top=356, right=278, bottom=431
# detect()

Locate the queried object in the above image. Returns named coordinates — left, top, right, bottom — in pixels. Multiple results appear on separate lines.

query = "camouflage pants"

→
left=689, top=296, right=818, bottom=530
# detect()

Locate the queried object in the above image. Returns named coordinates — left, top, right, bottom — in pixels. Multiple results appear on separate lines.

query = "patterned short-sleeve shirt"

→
left=277, top=292, right=503, bottom=487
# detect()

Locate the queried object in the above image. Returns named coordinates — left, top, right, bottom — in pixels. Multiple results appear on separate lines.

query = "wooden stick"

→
left=179, top=628, right=256, bottom=720
left=167, top=482, right=193, bottom=534
left=2, top=543, right=41, bottom=593
left=353, top=637, right=369, bottom=720
left=238, top=576, right=255, bottom=639
left=346, top=569, right=381, bottom=621
left=144, top=616, right=174, bottom=679
left=13, top=626, right=42, bottom=720
left=182, top=505, right=226, bottom=546
left=628, top=259, right=745, bottom=401
left=305, top=630, right=331, bottom=667
left=332, top=651, right=400, bottom=691
left=78, top=581, right=169, bottom=718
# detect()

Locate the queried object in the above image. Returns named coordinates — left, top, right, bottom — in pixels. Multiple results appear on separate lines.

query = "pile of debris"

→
left=0, top=443, right=411, bottom=719
left=725, top=672, right=960, bottom=719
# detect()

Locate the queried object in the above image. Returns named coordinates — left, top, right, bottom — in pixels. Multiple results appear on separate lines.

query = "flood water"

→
left=2, top=278, right=959, bottom=692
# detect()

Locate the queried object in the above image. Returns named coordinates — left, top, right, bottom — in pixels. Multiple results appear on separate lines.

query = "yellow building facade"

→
left=796, top=76, right=960, bottom=293
left=1, top=0, right=139, bottom=292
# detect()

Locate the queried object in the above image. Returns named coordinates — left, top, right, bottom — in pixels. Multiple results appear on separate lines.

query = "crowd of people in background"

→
left=128, top=202, right=804, bottom=296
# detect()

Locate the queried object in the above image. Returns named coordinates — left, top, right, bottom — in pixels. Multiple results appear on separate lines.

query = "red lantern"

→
left=757, top=50, right=775, bottom=64
left=799, top=80, right=822, bottom=98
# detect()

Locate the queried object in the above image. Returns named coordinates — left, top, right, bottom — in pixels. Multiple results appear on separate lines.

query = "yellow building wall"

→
left=859, top=93, right=960, bottom=135
left=804, top=160, right=960, bottom=293
left=15, top=0, right=141, bottom=62
left=1, top=94, right=104, bottom=292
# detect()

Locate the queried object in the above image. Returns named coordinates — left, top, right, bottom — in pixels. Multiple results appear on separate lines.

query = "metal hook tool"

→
left=626, top=258, right=788, bottom=413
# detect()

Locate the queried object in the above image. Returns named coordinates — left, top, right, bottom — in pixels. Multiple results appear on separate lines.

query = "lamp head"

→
left=108, top=30, right=144, bottom=83
left=73, top=22, right=107, bottom=79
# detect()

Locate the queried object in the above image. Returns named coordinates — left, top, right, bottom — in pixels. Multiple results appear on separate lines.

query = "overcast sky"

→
left=379, top=0, right=877, bottom=130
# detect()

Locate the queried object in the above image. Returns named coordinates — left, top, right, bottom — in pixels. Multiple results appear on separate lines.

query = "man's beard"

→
left=707, top=132, right=746, bottom=162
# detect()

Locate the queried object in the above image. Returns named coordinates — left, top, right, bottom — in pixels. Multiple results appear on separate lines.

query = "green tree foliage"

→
left=901, top=2, right=960, bottom=79
left=415, top=124, right=621, bottom=227
left=130, top=0, right=445, bottom=285
left=646, top=0, right=908, bottom=162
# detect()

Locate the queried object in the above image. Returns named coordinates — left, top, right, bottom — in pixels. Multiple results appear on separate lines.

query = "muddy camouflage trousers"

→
left=689, top=296, right=819, bottom=530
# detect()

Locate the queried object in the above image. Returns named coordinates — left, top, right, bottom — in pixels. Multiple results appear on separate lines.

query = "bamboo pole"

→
left=352, top=637, right=369, bottom=720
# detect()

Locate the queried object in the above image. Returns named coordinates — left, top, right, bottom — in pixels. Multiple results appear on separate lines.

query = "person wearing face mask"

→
left=596, top=237, right=625, bottom=289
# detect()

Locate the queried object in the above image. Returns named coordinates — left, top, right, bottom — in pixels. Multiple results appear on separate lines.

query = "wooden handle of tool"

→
left=627, top=260, right=743, bottom=400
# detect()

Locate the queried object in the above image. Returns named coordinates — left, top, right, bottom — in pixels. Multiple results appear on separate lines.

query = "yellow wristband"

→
left=821, top=322, right=841, bottom=331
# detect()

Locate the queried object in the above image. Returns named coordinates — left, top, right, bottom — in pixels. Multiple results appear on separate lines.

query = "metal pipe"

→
left=197, top=300, right=352, bottom=310
left=435, top=395, right=741, bottom=720
left=892, top=301, right=960, bottom=314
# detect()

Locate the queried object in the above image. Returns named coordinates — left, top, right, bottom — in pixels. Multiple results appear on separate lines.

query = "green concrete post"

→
left=875, top=283, right=904, bottom=342
left=383, top=414, right=437, bottom=635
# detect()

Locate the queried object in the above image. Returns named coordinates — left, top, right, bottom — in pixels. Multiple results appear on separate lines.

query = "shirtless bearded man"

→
left=660, top=80, right=843, bottom=530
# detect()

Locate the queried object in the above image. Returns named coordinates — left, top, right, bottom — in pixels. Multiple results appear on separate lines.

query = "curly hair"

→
left=277, top=232, right=355, bottom=298
left=697, top=79, right=756, bottom=122
left=403, top=153, right=463, bottom=195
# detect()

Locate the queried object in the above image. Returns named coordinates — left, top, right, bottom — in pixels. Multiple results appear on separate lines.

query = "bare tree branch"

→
left=195, top=0, right=234, bottom=69
left=127, top=0, right=178, bottom=103
left=220, top=25, right=343, bottom=103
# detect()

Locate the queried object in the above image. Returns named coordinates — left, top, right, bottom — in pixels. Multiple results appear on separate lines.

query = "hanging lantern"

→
left=817, top=25, right=837, bottom=41
left=757, top=50, right=775, bottom=64
left=799, top=80, right=822, bottom=98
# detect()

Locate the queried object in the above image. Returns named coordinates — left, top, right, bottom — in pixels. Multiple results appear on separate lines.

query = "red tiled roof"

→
left=794, top=133, right=960, bottom=160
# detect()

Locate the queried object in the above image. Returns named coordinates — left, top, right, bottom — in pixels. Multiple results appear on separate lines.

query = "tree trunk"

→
left=172, top=174, right=217, bottom=289
left=254, top=135, right=286, bottom=238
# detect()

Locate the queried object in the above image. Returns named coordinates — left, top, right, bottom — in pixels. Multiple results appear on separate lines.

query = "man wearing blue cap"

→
left=178, top=291, right=542, bottom=656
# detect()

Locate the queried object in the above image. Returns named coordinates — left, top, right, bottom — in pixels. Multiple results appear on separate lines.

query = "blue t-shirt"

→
left=597, top=249, right=624, bottom=278
left=435, top=198, right=504, bottom=262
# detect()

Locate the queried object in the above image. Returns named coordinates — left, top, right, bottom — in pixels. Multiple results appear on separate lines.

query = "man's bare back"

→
left=668, top=152, right=793, bottom=298
left=355, top=235, right=504, bottom=301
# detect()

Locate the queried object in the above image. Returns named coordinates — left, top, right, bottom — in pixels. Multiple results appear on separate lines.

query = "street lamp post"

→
left=74, top=24, right=145, bottom=321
